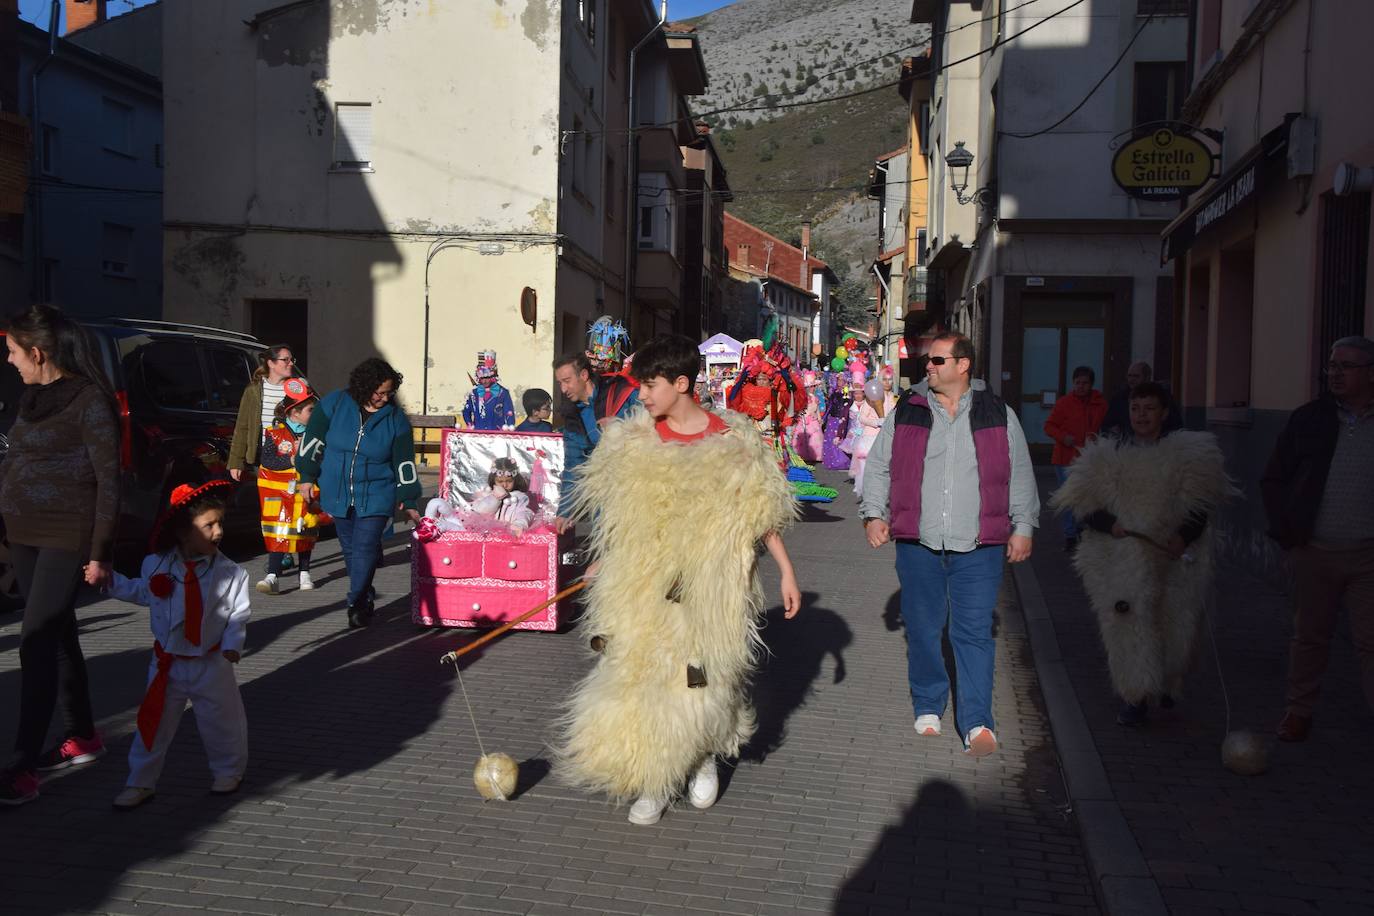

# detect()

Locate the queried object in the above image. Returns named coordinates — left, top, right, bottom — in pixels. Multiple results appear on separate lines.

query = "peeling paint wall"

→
left=163, top=0, right=567, bottom=409
left=167, top=229, right=557, bottom=411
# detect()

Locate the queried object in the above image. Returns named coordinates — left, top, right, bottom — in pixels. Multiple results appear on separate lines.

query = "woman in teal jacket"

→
left=296, top=358, right=421, bottom=629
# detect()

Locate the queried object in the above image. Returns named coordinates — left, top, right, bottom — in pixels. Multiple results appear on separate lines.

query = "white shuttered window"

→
left=334, top=103, right=374, bottom=169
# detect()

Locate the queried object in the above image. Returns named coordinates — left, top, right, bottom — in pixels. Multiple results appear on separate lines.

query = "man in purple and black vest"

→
left=860, top=332, right=1039, bottom=758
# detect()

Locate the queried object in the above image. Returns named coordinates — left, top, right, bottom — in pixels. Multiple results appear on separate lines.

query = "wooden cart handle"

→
left=439, top=580, right=588, bottom=665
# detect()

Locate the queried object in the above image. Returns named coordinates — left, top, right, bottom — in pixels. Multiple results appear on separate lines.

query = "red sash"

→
left=137, top=641, right=221, bottom=750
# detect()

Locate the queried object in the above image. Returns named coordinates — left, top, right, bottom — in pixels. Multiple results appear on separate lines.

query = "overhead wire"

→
left=699, top=0, right=1089, bottom=119
left=637, top=175, right=930, bottom=200
left=716, top=0, right=1046, bottom=112
left=1000, top=7, right=1157, bottom=139
left=564, top=0, right=1088, bottom=143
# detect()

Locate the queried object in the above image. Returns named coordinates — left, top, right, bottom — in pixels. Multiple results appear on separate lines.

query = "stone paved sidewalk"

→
left=1030, top=470, right=1374, bottom=916
left=1, top=470, right=1096, bottom=915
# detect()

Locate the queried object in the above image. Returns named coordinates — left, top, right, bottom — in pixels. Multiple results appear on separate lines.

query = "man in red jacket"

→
left=1044, top=366, right=1107, bottom=551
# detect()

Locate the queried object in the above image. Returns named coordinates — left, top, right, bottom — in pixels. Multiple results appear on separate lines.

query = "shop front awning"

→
left=1161, top=115, right=1295, bottom=263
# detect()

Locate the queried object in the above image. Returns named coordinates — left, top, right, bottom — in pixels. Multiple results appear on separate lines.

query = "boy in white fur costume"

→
left=560, top=334, right=802, bottom=826
left=1050, top=383, right=1236, bottom=726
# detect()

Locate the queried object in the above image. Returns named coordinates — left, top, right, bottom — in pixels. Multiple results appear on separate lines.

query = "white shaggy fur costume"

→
left=559, top=409, right=797, bottom=802
left=1050, top=432, right=1235, bottom=703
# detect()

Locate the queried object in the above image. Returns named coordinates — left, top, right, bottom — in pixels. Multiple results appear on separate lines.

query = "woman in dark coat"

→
left=0, top=305, right=120, bottom=806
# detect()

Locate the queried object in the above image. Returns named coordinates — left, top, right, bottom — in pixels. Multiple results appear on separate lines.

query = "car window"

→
left=137, top=341, right=210, bottom=411
left=0, top=337, right=22, bottom=436
left=204, top=347, right=254, bottom=412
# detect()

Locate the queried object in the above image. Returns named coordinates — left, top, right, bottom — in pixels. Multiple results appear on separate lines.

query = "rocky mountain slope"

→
left=686, top=0, right=928, bottom=128
left=686, top=0, right=930, bottom=280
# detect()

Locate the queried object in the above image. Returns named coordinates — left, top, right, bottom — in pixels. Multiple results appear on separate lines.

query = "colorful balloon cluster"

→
left=829, top=336, right=868, bottom=377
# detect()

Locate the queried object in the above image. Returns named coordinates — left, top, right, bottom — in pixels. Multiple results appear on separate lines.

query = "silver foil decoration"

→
left=441, top=429, right=566, bottom=518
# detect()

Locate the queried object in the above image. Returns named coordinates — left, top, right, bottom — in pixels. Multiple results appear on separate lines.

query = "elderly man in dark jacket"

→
left=1261, top=336, right=1374, bottom=742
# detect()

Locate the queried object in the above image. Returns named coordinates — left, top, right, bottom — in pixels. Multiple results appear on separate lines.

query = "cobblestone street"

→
left=1029, top=471, right=1374, bottom=915
left=0, top=470, right=1096, bottom=916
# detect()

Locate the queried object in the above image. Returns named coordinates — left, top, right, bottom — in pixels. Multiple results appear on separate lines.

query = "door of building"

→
left=249, top=299, right=309, bottom=377
left=1019, top=295, right=1109, bottom=464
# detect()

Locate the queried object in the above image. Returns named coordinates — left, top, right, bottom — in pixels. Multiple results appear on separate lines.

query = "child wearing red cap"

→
left=87, top=480, right=251, bottom=809
left=256, top=378, right=325, bottom=594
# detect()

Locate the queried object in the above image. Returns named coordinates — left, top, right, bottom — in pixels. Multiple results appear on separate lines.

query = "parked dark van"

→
left=0, top=318, right=272, bottom=610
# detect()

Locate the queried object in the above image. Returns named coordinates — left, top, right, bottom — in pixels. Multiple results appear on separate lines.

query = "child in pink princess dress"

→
left=792, top=371, right=824, bottom=463
left=851, top=370, right=896, bottom=496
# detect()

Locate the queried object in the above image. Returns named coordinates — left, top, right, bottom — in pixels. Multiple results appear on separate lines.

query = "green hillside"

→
left=711, top=87, right=907, bottom=256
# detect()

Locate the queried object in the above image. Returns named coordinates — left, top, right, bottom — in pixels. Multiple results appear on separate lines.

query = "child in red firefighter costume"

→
left=726, top=318, right=808, bottom=450
left=255, top=378, right=328, bottom=595
left=88, top=480, right=252, bottom=809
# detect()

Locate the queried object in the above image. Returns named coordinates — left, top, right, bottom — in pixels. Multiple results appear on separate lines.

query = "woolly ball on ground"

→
left=1221, top=730, right=1269, bottom=776
left=473, top=753, right=520, bottom=800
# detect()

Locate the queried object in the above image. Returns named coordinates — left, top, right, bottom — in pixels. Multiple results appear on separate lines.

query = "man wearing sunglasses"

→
left=860, top=332, right=1038, bottom=759
left=1262, top=335, right=1374, bottom=743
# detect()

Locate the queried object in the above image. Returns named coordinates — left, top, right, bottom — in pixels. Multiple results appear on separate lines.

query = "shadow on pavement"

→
left=835, top=779, right=976, bottom=913
left=799, top=502, right=848, bottom=524
left=834, top=765, right=1083, bottom=915
left=743, top=592, right=852, bottom=763
left=2, top=590, right=455, bottom=915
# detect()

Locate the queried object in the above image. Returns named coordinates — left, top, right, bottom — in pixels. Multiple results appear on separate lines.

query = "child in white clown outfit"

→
left=88, top=480, right=251, bottom=809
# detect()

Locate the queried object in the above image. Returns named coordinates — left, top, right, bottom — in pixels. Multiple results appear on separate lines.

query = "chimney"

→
left=737, top=243, right=751, bottom=267
left=801, top=221, right=811, bottom=251
left=65, top=0, right=106, bottom=35
left=800, top=221, right=812, bottom=287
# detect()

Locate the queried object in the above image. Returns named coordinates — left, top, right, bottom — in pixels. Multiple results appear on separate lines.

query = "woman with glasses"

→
left=229, top=345, right=305, bottom=584
left=294, top=358, right=422, bottom=629
left=228, top=344, right=300, bottom=484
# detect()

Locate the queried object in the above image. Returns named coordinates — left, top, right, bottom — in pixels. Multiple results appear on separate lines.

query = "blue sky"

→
left=19, top=0, right=156, bottom=29
left=666, top=0, right=735, bottom=18
left=19, top=0, right=734, bottom=29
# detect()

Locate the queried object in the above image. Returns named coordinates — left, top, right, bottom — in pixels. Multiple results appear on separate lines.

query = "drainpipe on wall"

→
left=27, top=0, right=61, bottom=300
left=422, top=237, right=471, bottom=416
left=623, top=0, right=668, bottom=327
left=872, top=262, right=893, bottom=368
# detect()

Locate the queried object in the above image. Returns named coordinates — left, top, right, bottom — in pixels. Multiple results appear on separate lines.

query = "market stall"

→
left=699, top=333, right=743, bottom=410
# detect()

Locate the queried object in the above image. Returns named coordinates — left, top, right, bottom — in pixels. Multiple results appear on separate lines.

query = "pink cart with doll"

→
left=412, top=428, right=570, bottom=631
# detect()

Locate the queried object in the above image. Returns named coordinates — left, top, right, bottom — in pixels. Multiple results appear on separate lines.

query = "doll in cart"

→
left=412, top=428, right=568, bottom=631
left=422, top=457, right=541, bottom=535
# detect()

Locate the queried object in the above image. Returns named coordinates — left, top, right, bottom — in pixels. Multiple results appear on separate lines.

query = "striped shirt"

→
left=1311, top=404, right=1374, bottom=543
left=260, top=380, right=285, bottom=430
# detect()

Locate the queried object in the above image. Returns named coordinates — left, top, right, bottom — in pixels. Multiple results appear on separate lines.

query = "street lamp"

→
left=944, top=140, right=995, bottom=209
left=945, top=141, right=975, bottom=203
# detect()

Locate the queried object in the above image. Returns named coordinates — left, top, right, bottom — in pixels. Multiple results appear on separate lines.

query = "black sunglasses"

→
left=928, top=355, right=966, bottom=366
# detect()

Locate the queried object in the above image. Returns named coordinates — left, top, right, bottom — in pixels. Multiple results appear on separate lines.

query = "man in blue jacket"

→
left=553, top=352, right=639, bottom=532
left=296, top=358, right=421, bottom=629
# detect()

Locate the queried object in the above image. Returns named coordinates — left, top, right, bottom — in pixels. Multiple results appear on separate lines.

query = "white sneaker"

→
left=915, top=714, right=942, bottom=737
left=209, top=775, right=242, bottom=795
left=255, top=574, right=278, bottom=595
left=298, top=571, right=315, bottom=590
left=112, top=786, right=155, bottom=809
left=964, top=726, right=998, bottom=758
left=627, top=795, right=667, bottom=826
left=688, top=758, right=719, bottom=810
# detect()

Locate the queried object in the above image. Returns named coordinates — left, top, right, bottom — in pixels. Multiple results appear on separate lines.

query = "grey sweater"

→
left=0, top=378, right=121, bottom=561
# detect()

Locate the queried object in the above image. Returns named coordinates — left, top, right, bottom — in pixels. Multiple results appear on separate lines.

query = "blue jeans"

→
left=334, top=509, right=389, bottom=609
left=1053, top=465, right=1080, bottom=540
left=894, top=542, right=1005, bottom=737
